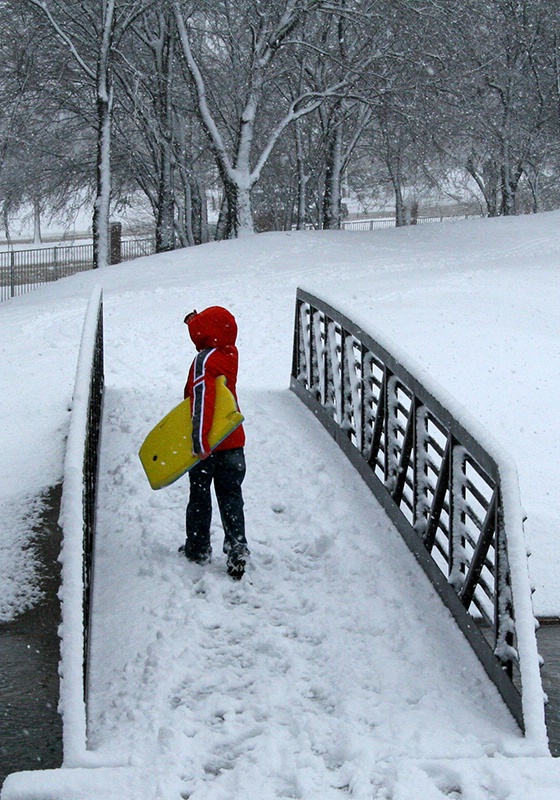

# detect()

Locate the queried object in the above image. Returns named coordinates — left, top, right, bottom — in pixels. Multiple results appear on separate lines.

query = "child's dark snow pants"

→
left=185, top=447, right=248, bottom=562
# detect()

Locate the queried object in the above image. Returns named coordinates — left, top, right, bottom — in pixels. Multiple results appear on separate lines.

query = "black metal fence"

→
left=121, top=236, right=155, bottom=261
left=291, top=288, right=544, bottom=736
left=0, top=237, right=155, bottom=302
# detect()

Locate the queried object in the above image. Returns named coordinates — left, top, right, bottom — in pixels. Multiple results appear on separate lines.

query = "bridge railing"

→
left=58, top=286, right=104, bottom=765
left=291, top=287, right=547, bottom=748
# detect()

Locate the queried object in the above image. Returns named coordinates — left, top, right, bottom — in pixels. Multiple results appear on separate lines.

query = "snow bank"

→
left=0, top=495, right=45, bottom=621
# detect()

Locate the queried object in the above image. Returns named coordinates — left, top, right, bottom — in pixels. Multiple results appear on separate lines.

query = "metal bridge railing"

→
left=291, top=288, right=547, bottom=746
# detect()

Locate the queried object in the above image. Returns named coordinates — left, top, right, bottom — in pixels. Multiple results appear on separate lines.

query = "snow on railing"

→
left=58, top=286, right=104, bottom=765
left=291, top=288, right=548, bottom=751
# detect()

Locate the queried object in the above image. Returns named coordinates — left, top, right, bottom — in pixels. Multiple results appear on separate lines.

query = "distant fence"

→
left=341, top=214, right=481, bottom=231
left=0, top=236, right=155, bottom=302
left=58, top=286, right=104, bottom=764
left=291, top=288, right=547, bottom=748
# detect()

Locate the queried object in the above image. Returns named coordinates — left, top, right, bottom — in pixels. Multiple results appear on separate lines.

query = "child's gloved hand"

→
left=194, top=449, right=211, bottom=460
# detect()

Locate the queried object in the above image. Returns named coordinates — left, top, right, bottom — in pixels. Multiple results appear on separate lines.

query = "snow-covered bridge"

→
left=2, top=216, right=560, bottom=798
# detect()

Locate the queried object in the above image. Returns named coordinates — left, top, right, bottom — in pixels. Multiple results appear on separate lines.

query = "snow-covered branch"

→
left=250, top=85, right=346, bottom=184
left=22, top=0, right=96, bottom=82
left=172, top=1, right=233, bottom=177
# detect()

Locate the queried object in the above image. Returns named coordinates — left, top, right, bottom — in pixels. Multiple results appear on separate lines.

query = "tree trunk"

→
left=501, top=142, right=516, bottom=216
left=322, top=124, right=343, bottom=230
left=466, top=157, right=500, bottom=217
left=33, top=198, right=42, bottom=244
left=156, top=148, right=175, bottom=252
left=217, top=178, right=254, bottom=238
left=215, top=193, right=230, bottom=240
left=153, top=12, right=177, bottom=252
left=2, top=202, right=11, bottom=244
left=501, top=152, right=523, bottom=217
left=524, top=165, right=540, bottom=213
left=294, top=121, right=308, bottom=230
left=501, top=171, right=516, bottom=215
left=190, top=173, right=209, bottom=244
left=235, top=180, right=254, bottom=237
left=394, top=183, right=405, bottom=227
left=379, top=107, right=406, bottom=227
left=387, top=155, right=405, bottom=227
left=93, top=0, right=115, bottom=269
left=93, top=91, right=112, bottom=268
left=181, top=176, right=195, bottom=247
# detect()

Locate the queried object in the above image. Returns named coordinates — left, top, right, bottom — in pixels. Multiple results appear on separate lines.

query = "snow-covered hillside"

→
left=1, top=212, right=558, bottom=619
left=1, top=213, right=560, bottom=798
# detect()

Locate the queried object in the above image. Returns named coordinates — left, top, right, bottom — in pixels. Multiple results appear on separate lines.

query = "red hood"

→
left=186, top=306, right=238, bottom=350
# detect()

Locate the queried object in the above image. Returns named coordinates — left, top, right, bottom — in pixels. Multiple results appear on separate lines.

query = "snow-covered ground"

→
left=1, top=212, right=560, bottom=798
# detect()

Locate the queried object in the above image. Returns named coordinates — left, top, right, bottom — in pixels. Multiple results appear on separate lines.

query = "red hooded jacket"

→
left=184, top=307, right=245, bottom=455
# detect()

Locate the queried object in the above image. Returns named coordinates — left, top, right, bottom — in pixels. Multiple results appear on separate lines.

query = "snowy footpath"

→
left=2, top=213, right=560, bottom=797
left=23, top=378, right=559, bottom=797
left=86, top=384, right=528, bottom=798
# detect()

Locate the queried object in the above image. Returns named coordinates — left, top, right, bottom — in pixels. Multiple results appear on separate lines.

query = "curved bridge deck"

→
left=88, top=386, right=525, bottom=797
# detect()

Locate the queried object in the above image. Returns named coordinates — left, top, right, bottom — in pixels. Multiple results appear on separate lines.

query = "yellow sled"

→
left=139, top=375, right=244, bottom=490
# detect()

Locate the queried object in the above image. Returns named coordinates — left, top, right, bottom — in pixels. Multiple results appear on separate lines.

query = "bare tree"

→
left=22, top=0, right=155, bottom=265
left=4, top=0, right=560, bottom=245
left=113, top=7, right=216, bottom=250
left=172, top=0, right=349, bottom=237
left=0, top=4, right=94, bottom=241
left=456, top=0, right=556, bottom=216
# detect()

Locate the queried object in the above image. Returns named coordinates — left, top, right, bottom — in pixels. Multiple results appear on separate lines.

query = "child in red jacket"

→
left=181, top=306, right=249, bottom=579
